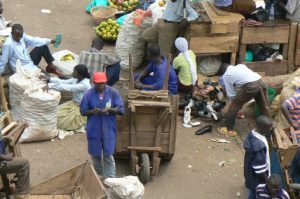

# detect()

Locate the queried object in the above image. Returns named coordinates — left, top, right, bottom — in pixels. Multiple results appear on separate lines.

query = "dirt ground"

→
left=4, top=0, right=257, bottom=198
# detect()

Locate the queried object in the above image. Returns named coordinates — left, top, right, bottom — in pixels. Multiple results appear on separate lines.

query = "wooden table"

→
left=186, top=1, right=244, bottom=65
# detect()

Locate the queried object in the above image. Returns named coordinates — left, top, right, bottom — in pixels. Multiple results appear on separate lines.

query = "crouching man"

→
left=0, top=135, right=30, bottom=199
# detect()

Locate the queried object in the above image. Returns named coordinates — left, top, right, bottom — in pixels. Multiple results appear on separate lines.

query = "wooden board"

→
left=295, top=23, right=300, bottom=66
left=190, top=35, right=239, bottom=54
left=241, top=25, right=290, bottom=44
left=243, top=61, right=288, bottom=76
left=200, top=1, right=243, bottom=34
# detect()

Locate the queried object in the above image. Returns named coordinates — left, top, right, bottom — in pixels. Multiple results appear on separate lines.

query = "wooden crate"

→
left=239, top=20, right=291, bottom=76
left=30, top=162, right=106, bottom=199
left=116, top=95, right=178, bottom=157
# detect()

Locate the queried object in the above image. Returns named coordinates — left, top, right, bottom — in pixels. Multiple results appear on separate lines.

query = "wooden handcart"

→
left=116, top=55, right=179, bottom=183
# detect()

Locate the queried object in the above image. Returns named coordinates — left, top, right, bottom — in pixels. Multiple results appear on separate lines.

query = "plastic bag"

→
left=105, top=176, right=144, bottom=199
left=147, top=0, right=165, bottom=25
left=197, top=55, right=221, bottom=76
left=52, top=50, right=79, bottom=77
left=115, top=11, right=152, bottom=70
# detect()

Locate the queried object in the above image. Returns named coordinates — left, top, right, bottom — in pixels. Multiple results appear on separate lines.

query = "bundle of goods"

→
left=9, top=60, right=61, bottom=142
left=115, top=9, right=152, bottom=70
left=52, top=50, right=79, bottom=77
left=95, top=18, right=121, bottom=41
left=90, top=6, right=117, bottom=24
left=108, top=0, right=139, bottom=12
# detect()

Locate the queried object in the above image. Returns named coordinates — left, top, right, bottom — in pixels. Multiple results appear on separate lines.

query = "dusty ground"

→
left=4, top=0, right=257, bottom=198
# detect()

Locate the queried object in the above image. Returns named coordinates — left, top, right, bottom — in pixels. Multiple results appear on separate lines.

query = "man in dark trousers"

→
left=244, top=116, right=273, bottom=199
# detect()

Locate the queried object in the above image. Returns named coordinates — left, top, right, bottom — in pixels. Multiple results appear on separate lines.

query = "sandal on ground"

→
left=217, top=127, right=237, bottom=137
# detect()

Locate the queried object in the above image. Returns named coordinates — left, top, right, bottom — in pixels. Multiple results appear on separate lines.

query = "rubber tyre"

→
left=139, top=153, right=150, bottom=184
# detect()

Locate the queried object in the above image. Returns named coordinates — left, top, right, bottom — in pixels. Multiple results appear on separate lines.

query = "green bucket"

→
left=254, top=87, right=276, bottom=117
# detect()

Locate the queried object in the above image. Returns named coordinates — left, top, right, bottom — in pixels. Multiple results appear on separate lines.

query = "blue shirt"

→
left=49, top=78, right=91, bottom=103
left=143, top=57, right=178, bottom=95
left=163, top=0, right=198, bottom=22
left=80, top=86, right=124, bottom=156
left=0, top=33, right=51, bottom=74
left=214, top=0, right=232, bottom=7
left=256, top=184, right=290, bottom=199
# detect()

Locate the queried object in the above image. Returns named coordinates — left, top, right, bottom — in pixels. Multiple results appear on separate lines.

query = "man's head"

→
left=91, top=38, right=104, bottom=51
left=0, top=1, right=3, bottom=15
left=149, top=44, right=161, bottom=64
left=256, top=115, right=273, bottom=136
left=93, top=72, right=107, bottom=93
left=267, top=174, right=281, bottom=197
left=11, top=24, right=24, bottom=42
left=217, top=63, right=230, bottom=76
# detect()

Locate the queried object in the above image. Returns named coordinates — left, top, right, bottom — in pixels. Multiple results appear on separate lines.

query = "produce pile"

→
left=95, top=18, right=121, bottom=41
left=108, top=0, right=139, bottom=12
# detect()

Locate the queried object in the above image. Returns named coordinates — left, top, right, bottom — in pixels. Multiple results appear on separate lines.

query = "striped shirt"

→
left=285, top=92, right=300, bottom=132
left=256, top=184, right=290, bottom=199
left=79, top=48, right=121, bottom=76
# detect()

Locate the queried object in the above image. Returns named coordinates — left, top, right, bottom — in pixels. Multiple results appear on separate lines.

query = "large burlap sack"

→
left=9, top=60, right=45, bottom=121
left=115, top=11, right=152, bottom=71
left=52, top=50, right=79, bottom=77
left=19, top=87, right=60, bottom=142
left=197, top=55, right=221, bottom=76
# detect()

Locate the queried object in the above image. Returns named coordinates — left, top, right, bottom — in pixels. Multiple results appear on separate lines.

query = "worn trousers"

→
left=141, top=19, right=180, bottom=57
left=106, top=62, right=120, bottom=86
left=217, top=0, right=256, bottom=16
left=29, top=45, right=55, bottom=66
left=0, top=157, right=30, bottom=194
left=226, top=79, right=266, bottom=131
left=92, top=155, right=116, bottom=179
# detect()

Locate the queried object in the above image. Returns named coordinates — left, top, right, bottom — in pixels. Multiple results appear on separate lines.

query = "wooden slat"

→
left=127, top=146, right=161, bottom=152
left=244, top=61, right=288, bottom=76
left=288, top=22, right=298, bottom=73
left=295, top=23, right=300, bottom=66
left=128, top=100, right=171, bottom=107
left=190, top=35, right=239, bottom=54
left=241, top=25, right=290, bottom=44
left=128, top=54, right=134, bottom=90
left=128, top=90, right=169, bottom=99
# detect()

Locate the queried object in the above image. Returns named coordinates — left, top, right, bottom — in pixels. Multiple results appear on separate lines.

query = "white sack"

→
left=52, top=50, right=79, bottom=77
left=19, top=87, right=60, bottom=142
left=105, top=176, right=144, bottom=199
left=115, top=12, right=152, bottom=71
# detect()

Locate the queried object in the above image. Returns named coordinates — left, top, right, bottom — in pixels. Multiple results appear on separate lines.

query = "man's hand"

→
left=42, top=85, right=49, bottom=92
left=6, top=22, right=12, bottom=27
left=0, top=153, right=13, bottom=161
left=90, top=108, right=102, bottom=115
left=39, top=75, right=50, bottom=82
left=101, top=108, right=111, bottom=114
left=51, top=39, right=56, bottom=44
left=134, top=80, right=143, bottom=89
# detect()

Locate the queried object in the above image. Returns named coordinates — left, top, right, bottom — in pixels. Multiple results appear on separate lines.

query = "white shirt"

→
left=0, top=33, right=51, bottom=74
left=223, top=64, right=261, bottom=98
left=48, top=78, right=91, bottom=103
left=285, top=0, right=300, bottom=22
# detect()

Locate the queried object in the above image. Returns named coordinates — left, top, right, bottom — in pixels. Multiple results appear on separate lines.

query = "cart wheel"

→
left=139, top=153, right=150, bottom=184
left=163, top=154, right=174, bottom=161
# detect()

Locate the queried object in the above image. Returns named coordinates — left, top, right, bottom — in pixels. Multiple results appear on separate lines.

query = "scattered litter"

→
left=218, top=161, right=226, bottom=167
left=236, top=192, right=241, bottom=197
left=41, top=9, right=51, bottom=14
left=210, top=138, right=230, bottom=143
left=207, top=146, right=212, bottom=149
left=208, top=173, right=212, bottom=176
left=58, top=130, right=74, bottom=140
left=188, top=165, right=192, bottom=168
left=16, top=4, right=24, bottom=7
left=51, top=139, right=55, bottom=142
left=228, top=159, right=237, bottom=164
left=37, top=149, right=40, bottom=153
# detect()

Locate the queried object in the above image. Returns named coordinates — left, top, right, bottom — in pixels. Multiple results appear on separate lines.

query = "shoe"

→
left=195, top=125, right=212, bottom=135
left=46, top=65, right=65, bottom=78
left=14, top=194, right=31, bottom=199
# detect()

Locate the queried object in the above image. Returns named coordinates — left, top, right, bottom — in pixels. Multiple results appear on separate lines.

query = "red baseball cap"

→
left=93, top=72, right=107, bottom=83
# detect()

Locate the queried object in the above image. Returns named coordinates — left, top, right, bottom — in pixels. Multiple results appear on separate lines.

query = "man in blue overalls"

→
left=80, top=72, right=124, bottom=179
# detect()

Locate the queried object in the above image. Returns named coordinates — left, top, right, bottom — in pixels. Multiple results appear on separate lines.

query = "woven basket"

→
left=91, top=6, right=117, bottom=25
